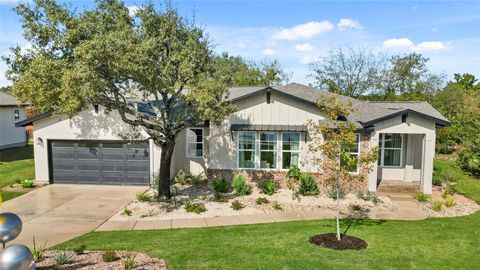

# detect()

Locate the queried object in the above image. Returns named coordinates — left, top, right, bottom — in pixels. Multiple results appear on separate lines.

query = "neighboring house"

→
left=16, top=83, right=449, bottom=194
left=0, top=92, right=28, bottom=149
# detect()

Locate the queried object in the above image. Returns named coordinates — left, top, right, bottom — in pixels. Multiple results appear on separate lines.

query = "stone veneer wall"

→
left=206, top=132, right=372, bottom=192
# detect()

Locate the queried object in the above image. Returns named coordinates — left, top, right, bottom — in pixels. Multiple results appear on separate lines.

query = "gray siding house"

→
left=0, top=92, right=28, bottom=149
left=17, top=83, right=449, bottom=194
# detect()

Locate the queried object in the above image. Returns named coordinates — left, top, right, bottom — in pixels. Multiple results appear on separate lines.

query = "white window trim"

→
left=378, top=133, right=404, bottom=168
left=237, top=131, right=256, bottom=169
left=349, top=133, right=361, bottom=174
left=13, top=108, right=20, bottom=121
left=186, top=128, right=204, bottom=158
left=259, top=132, right=278, bottom=169
left=281, top=132, right=301, bottom=170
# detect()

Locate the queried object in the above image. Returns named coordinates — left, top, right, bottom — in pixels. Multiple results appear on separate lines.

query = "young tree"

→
left=4, top=0, right=234, bottom=199
left=307, top=95, right=378, bottom=240
left=215, top=52, right=289, bottom=86
left=310, top=47, right=386, bottom=98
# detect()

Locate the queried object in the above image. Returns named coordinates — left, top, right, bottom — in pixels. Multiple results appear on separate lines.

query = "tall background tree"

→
left=215, top=52, right=289, bottom=86
left=4, top=0, right=234, bottom=199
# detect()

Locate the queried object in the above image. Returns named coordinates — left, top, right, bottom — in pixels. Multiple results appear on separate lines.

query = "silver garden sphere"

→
left=0, top=213, right=22, bottom=247
left=0, top=244, right=34, bottom=270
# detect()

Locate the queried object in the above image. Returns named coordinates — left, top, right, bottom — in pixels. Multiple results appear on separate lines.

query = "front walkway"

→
left=96, top=193, right=428, bottom=231
left=1, top=184, right=146, bottom=248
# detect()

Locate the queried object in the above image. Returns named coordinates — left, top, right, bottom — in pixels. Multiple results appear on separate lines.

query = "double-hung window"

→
left=378, top=133, right=402, bottom=167
left=260, top=132, right=277, bottom=169
left=341, top=133, right=360, bottom=173
left=186, top=128, right=203, bottom=158
left=238, top=131, right=256, bottom=168
left=282, top=132, right=300, bottom=169
left=13, top=109, right=20, bottom=120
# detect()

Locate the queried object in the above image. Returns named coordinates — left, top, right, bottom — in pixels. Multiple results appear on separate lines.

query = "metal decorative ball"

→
left=0, top=213, right=22, bottom=245
left=0, top=244, right=33, bottom=270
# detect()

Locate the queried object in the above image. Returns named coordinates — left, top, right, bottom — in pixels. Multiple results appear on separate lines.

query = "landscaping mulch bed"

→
left=36, top=250, right=167, bottom=270
left=309, top=233, right=368, bottom=250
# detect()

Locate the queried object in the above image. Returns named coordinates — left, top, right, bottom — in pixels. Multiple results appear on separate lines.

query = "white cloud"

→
left=262, top=48, right=276, bottom=56
left=295, top=43, right=314, bottom=52
left=272, top=21, right=334, bottom=40
left=383, top=38, right=414, bottom=49
left=300, top=54, right=322, bottom=64
left=128, top=5, right=139, bottom=17
left=336, top=18, right=363, bottom=30
left=416, top=41, right=447, bottom=52
left=237, top=42, right=247, bottom=49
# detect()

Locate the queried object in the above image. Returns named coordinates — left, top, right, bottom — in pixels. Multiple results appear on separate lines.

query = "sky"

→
left=0, top=0, right=479, bottom=86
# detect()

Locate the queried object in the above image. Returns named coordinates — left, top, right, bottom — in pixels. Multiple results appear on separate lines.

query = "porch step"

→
left=377, top=180, right=420, bottom=194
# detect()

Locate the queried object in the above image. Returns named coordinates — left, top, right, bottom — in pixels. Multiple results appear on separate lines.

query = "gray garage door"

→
left=50, top=140, right=150, bottom=185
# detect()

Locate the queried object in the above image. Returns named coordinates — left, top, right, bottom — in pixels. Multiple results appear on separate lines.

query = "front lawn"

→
left=57, top=212, right=480, bottom=270
left=434, top=159, right=480, bottom=203
left=0, top=144, right=35, bottom=188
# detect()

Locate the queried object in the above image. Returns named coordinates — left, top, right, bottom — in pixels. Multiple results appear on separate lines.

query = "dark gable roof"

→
left=228, top=82, right=450, bottom=127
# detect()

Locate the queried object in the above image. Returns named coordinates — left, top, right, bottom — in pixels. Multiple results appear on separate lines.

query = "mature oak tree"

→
left=5, top=0, right=234, bottom=199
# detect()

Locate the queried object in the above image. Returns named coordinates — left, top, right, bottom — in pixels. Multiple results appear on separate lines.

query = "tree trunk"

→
left=157, top=142, right=175, bottom=200
left=335, top=176, right=341, bottom=241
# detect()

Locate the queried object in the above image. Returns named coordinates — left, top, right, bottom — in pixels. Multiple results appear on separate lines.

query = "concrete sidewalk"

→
left=96, top=193, right=428, bottom=231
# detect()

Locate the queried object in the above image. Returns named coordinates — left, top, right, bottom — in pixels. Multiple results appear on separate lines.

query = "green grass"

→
left=434, top=159, right=480, bottom=203
left=1, top=191, right=26, bottom=201
left=57, top=213, right=480, bottom=270
left=0, top=145, right=35, bottom=188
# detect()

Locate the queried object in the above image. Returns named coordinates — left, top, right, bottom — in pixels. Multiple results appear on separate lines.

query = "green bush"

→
left=327, top=186, right=346, bottom=200
left=212, top=192, right=228, bottom=202
left=260, top=179, right=279, bottom=195
left=73, top=244, right=86, bottom=255
left=414, top=192, right=430, bottom=202
left=255, top=197, right=269, bottom=205
left=431, top=200, right=443, bottom=212
left=212, top=177, right=229, bottom=193
left=184, top=201, right=206, bottom=214
left=136, top=191, right=152, bottom=202
left=122, top=253, right=137, bottom=270
left=436, top=140, right=456, bottom=154
left=122, top=207, right=132, bottom=216
left=190, top=173, right=206, bottom=185
left=444, top=196, right=455, bottom=207
left=271, top=201, right=282, bottom=210
left=21, top=180, right=34, bottom=189
left=432, top=163, right=443, bottom=186
left=231, top=174, right=251, bottom=195
left=102, top=250, right=118, bottom=262
left=298, top=173, right=319, bottom=196
left=231, top=200, right=244, bottom=210
left=174, top=170, right=190, bottom=185
left=458, top=139, right=480, bottom=176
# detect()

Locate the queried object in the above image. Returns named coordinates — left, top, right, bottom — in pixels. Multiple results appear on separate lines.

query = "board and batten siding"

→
left=208, top=92, right=324, bottom=172
left=0, top=106, right=27, bottom=149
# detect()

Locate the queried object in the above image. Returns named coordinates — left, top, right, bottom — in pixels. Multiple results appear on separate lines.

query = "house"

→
left=0, top=92, right=28, bottom=149
left=16, top=83, right=449, bottom=194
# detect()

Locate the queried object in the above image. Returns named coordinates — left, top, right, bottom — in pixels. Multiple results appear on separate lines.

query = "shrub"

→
left=73, top=244, right=86, bottom=255
left=231, top=200, right=244, bottom=210
left=255, top=197, right=269, bottom=205
left=414, top=192, right=430, bottom=202
left=444, top=196, right=455, bottom=207
left=31, top=236, right=47, bottom=262
left=174, top=170, right=190, bottom=185
left=14, top=178, right=22, bottom=184
left=457, top=138, right=480, bottom=176
left=431, top=200, right=443, bottom=212
left=436, top=140, right=456, bottom=154
left=271, top=201, right=282, bottom=210
left=122, top=207, right=132, bottom=216
left=372, top=196, right=382, bottom=205
left=441, top=186, right=454, bottom=199
left=53, top=250, right=73, bottom=265
left=260, top=179, right=279, bottom=196
left=122, top=253, right=137, bottom=270
left=21, top=180, right=34, bottom=189
left=184, top=201, right=206, bottom=214
left=349, top=204, right=362, bottom=211
left=212, top=177, right=229, bottom=193
left=212, top=192, right=228, bottom=202
left=299, top=173, right=319, bottom=196
left=190, top=173, right=206, bottom=185
left=327, top=186, right=346, bottom=200
left=102, top=250, right=118, bottom=262
left=136, top=191, right=152, bottom=202
left=286, top=166, right=302, bottom=199
left=231, top=174, right=251, bottom=195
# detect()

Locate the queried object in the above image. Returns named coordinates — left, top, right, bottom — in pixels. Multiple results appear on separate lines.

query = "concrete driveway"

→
left=1, top=184, right=146, bottom=248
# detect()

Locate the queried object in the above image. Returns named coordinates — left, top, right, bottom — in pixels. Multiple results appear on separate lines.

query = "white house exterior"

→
left=0, top=92, right=28, bottom=149
left=17, top=83, right=449, bottom=194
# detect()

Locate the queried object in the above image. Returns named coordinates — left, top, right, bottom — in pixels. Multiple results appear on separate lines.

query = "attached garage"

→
left=49, top=140, right=150, bottom=185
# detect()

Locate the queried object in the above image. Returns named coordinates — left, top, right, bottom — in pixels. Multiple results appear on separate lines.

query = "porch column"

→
left=404, top=134, right=414, bottom=183
left=421, top=132, right=436, bottom=194
left=368, top=132, right=379, bottom=192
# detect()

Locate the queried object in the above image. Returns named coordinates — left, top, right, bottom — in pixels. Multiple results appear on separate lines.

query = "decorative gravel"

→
left=112, top=183, right=396, bottom=220
left=415, top=187, right=480, bottom=217
left=36, top=250, right=166, bottom=270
